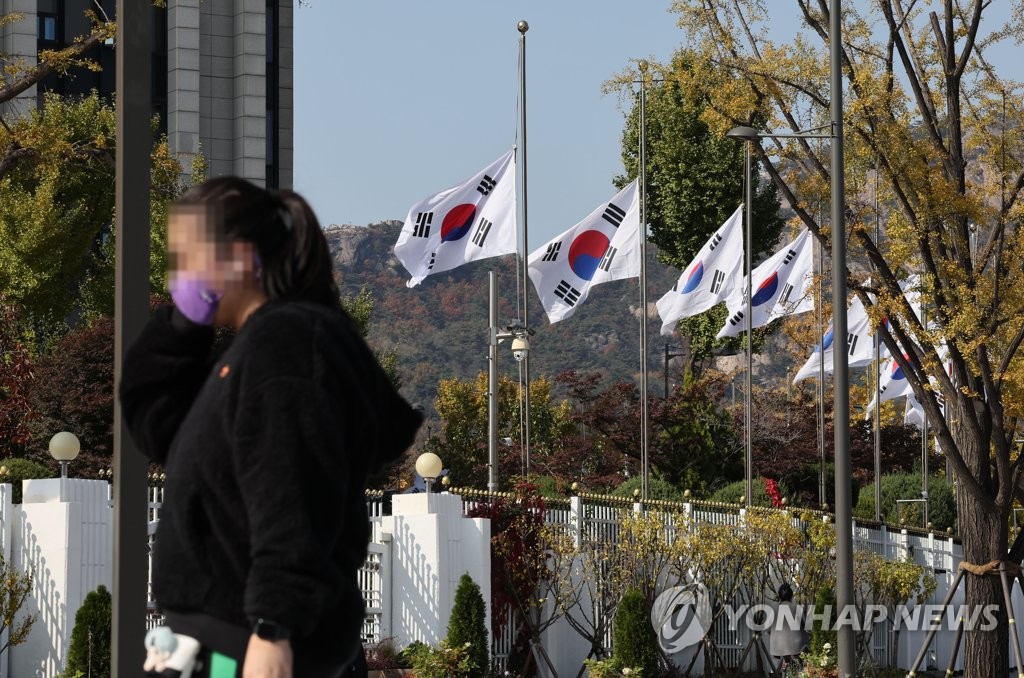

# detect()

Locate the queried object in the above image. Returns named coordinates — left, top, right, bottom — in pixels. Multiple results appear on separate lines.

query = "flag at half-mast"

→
left=394, top=149, right=517, bottom=288
left=717, top=228, right=815, bottom=338
left=792, top=293, right=874, bottom=383
left=528, top=180, right=641, bottom=323
left=656, top=206, right=744, bottom=336
left=864, top=352, right=914, bottom=417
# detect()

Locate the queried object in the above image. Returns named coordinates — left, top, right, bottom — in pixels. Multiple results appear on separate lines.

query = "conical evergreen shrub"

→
left=64, top=585, right=111, bottom=678
left=613, top=587, right=658, bottom=676
left=445, top=573, right=488, bottom=678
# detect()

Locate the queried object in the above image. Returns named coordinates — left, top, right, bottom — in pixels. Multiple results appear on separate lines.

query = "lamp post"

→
left=416, top=452, right=443, bottom=494
left=49, top=431, right=81, bottom=478
left=725, top=126, right=755, bottom=508
left=663, top=343, right=686, bottom=399
left=725, top=124, right=834, bottom=511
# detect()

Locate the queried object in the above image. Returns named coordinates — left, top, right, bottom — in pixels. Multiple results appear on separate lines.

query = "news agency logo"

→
left=651, top=584, right=712, bottom=653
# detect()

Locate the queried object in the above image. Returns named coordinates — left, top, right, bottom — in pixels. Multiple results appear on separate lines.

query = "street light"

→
left=663, top=343, right=685, bottom=399
left=49, top=431, right=81, bottom=478
left=415, top=452, right=443, bottom=494
left=724, top=124, right=833, bottom=510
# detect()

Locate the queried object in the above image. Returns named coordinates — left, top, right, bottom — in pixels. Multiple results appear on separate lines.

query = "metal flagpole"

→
left=638, top=62, right=650, bottom=501
left=113, top=0, right=152, bottom=673
left=517, top=20, right=531, bottom=476
left=817, top=239, right=827, bottom=507
left=829, top=0, right=857, bottom=672
left=488, top=272, right=499, bottom=492
left=873, top=165, right=882, bottom=522
left=743, top=143, right=753, bottom=508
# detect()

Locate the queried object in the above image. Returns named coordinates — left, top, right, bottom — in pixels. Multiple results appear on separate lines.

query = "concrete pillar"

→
left=232, top=0, right=266, bottom=184
left=0, top=0, right=38, bottom=119
left=168, top=0, right=202, bottom=180
left=11, top=479, right=112, bottom=678
left=378, top=492, right=491, bottom=649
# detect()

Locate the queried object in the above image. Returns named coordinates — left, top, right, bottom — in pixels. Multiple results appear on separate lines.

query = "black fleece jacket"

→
left=120, top=301, right=421, bottom=654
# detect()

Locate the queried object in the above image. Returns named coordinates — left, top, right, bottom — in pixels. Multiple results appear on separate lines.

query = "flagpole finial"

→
left=639, top=59, right=649, bottom=73
left=517, top=20, right=529, bottom=34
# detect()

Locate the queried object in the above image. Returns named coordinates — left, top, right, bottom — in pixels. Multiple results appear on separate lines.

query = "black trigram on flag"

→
left=782, top=248, right=798, bottom=265
left=728, top=310, right=745, bottom=327
left=554, top=280, right=582, bottom=306
left=471, top=218, right=492, bottom=247
left=477, top=174, right=498, bottom=196
left=710, top=269, right=726, bottom=294
left=598, top=246, right=617, bottom=272
left=778, top=283, right=795, bottom=306
left=602, top=202, right=626, bottom=228
left=427, top=252, right=436, bottom=270
left=414, top=212, right=433, bottom=238
left=708, top=232, right=723, bottom=251
left=847, top=333, right=860, bottom=356
left=542, top=241, right=562, bottom=262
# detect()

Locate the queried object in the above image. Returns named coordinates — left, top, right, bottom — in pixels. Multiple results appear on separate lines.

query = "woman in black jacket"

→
left=121, top=177, right=421, bottom=678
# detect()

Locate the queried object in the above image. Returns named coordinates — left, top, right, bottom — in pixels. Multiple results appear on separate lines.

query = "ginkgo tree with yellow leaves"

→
left=632, top=1, right=1024, bottom=674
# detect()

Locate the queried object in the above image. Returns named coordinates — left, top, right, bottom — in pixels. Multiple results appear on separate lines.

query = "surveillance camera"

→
left=511, top=336, right=529, bottom=362
left=921, top=490, right=929, bottom=499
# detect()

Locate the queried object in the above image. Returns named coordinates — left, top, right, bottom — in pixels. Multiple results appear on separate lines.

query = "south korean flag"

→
left=394, top=149, right=517, bottom=287
left=657, top=205, right=744, bottom=336
left=528, top=180, right=642, bottom=323
left=717, top=228, right=815, bottom=338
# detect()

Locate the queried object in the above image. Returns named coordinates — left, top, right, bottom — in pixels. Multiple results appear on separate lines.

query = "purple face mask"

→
left=168, top=273, right=222, bottom=326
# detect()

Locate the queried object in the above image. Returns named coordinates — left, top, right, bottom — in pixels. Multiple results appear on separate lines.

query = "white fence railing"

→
left=148, top=487, right=966, bottom=672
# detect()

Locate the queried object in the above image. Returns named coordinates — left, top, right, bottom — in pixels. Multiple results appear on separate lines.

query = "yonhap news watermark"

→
left=652, top=586, right=998, bottom=654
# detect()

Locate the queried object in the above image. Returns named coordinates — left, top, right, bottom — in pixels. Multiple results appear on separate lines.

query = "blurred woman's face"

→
left=167, top=205, right=257, bottom=294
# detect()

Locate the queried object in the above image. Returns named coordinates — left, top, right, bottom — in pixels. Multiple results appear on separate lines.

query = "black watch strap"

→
left=253, top=618, right=291, bottom=641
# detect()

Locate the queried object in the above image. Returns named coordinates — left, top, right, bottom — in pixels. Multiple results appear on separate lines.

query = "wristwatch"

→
left=253, top=618, right=291, bottom=641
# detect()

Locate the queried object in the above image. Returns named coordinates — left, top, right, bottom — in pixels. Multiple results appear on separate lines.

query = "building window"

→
left=38, top=15, right=58, bottom=42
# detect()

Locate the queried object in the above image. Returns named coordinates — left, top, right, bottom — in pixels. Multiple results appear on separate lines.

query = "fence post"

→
left=569, top=495, right=582, bottom=548
left=380, top=532, right=393, bottom=641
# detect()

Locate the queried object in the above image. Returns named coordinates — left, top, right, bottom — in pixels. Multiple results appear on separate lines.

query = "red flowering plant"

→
left=763, top=477, right=784, bottom=508
left=466, top=480, right=573, bottom=677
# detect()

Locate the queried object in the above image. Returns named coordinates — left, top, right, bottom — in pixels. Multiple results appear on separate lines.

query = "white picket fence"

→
left=147, top=486, right=990, bottom=674
left=356, top=490, right=972, bottom=674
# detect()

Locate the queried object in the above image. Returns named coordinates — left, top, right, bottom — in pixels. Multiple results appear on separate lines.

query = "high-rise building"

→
left=0, top=0, right=293, bottom=188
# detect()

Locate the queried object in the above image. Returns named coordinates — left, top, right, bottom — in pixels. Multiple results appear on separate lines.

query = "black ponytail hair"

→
left=173, top=176, right=340, bottom=308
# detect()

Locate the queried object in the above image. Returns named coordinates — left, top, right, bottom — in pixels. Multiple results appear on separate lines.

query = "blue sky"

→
left=293, top=2, right=1015, bottom=247
left=293, top=1, right=687, bottom=245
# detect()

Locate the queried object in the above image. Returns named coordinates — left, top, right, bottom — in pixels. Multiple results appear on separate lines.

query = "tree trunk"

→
left=959, top=487, right=1009, bottom=677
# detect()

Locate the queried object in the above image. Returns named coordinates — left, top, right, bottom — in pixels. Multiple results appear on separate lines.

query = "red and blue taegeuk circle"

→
left=568, top=230, right=611, bottom=281
left=440, top=204, right=476, bottom=242
left=815, top=326, right=834, bottom=353
left=751, top=272, right=779, bottom=306
left=890, top=355, right=909, bottom=380
left=680, top=261, right=704, bottom=294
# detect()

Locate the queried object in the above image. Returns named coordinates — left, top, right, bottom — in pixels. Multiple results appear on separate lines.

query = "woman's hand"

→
left=242, top=635, right=293, bottom=678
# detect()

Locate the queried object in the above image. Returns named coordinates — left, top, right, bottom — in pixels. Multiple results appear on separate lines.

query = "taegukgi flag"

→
left=394, top=149, right=517, bottom=287
left=792, top=293, right=874, bottom=383
left=864, top=352, right=914, bottom=417
left=528, top=180, right=641, bottom=323
left=717, top=228, right=814, bottom=338
left=656, top=206, right=744, bottom=336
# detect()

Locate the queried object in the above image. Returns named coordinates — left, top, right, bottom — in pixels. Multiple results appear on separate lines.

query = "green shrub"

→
left=583, top=656, right=644, bottom=676
left=0, top=457, right=53, bottom=503
left=808, top=586, right=837, bottom=657
left=854, top=473, right=955, bottom=530
left=64, top=585, right=111, bottom=678
left=708, top=478, right=791, bottom=507
left=612, top=475, right=686, bottom=502
left=445, top=573, right=488, bottom=677
left=405, top=640, right=475, bottom=678
left=612, top=588, right=658, bottom=677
